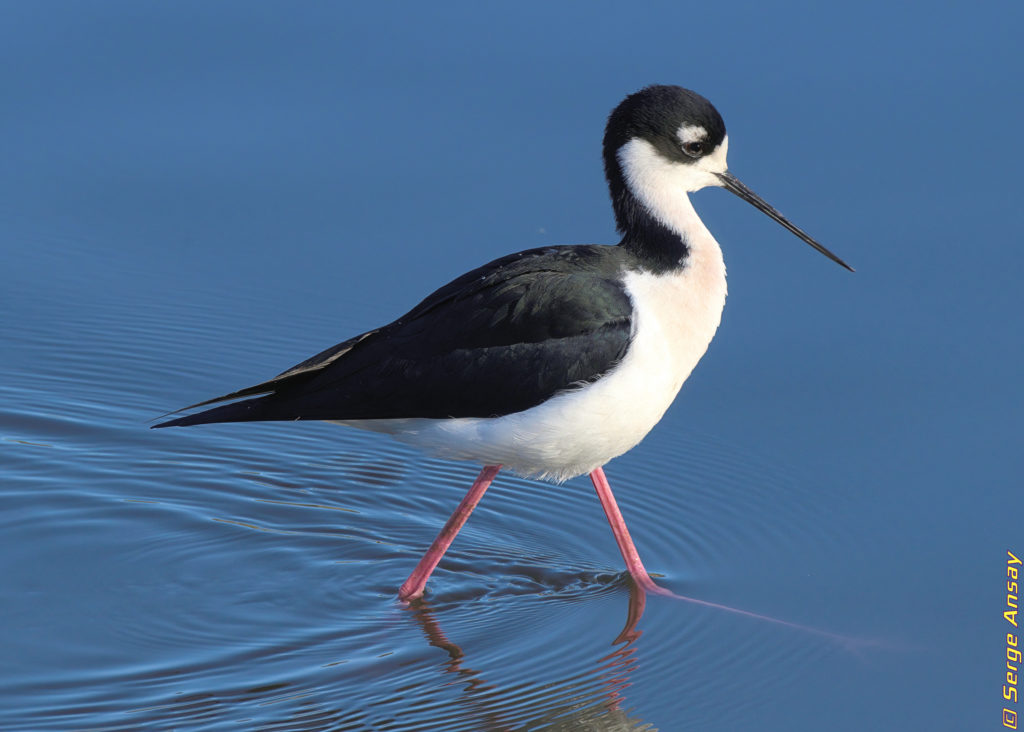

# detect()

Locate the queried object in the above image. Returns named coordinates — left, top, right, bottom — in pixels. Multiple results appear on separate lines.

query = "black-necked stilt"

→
left=155, top=85, right=852, bottom=601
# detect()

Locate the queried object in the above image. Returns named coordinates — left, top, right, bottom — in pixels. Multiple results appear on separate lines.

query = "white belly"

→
left=339, top=252, right=727, bottom=483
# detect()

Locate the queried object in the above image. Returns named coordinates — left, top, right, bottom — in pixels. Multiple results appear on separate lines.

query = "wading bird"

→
left=155, top=85, right=852, bottom=600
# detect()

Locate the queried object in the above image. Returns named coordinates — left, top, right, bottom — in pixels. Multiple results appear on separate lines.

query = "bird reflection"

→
left=402, top=569, right=881, bottom=729
left=406, top=579, right=656, bottom=731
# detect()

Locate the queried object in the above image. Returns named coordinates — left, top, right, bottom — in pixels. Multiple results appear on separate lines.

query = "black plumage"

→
left=154, top=245, right=636, bottom=427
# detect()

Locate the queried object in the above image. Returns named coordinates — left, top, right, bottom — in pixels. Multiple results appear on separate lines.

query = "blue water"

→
left=2, top=3, right=1021, bottom=729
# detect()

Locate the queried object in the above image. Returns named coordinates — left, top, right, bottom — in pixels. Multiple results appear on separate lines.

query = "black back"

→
left=155, top=245, right=636, bottom=426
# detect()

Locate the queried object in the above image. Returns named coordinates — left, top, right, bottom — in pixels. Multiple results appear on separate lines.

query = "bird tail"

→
left=151, top=395, right=279, bottom=428
left=151, top=330, right=377, bottom=429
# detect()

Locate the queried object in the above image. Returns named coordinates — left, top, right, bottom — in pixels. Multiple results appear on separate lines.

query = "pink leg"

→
left=589, top=466, right=669, bottom=595
left=399, top=464, right=502, bottom=601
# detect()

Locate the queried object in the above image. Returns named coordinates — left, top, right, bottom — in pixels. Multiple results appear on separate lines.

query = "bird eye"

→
left=682, top=141, right=704, bottom=158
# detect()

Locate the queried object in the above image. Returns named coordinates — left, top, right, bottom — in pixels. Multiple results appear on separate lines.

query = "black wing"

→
left=154, top=245, right=634, bottom=427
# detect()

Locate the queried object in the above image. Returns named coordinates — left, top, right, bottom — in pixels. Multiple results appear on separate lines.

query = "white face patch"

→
left=617, top=134, right=730, bottom=200
left=698, top=134, right=729, bottom=177
left=677, top=124, right=708, bottom=146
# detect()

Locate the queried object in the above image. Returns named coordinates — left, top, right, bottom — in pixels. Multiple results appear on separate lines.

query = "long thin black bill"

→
left=717, top=171, right=854, bottom=272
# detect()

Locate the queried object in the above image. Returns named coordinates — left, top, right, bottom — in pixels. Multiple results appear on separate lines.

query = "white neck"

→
left=615, top=136, right=728, bottom=334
